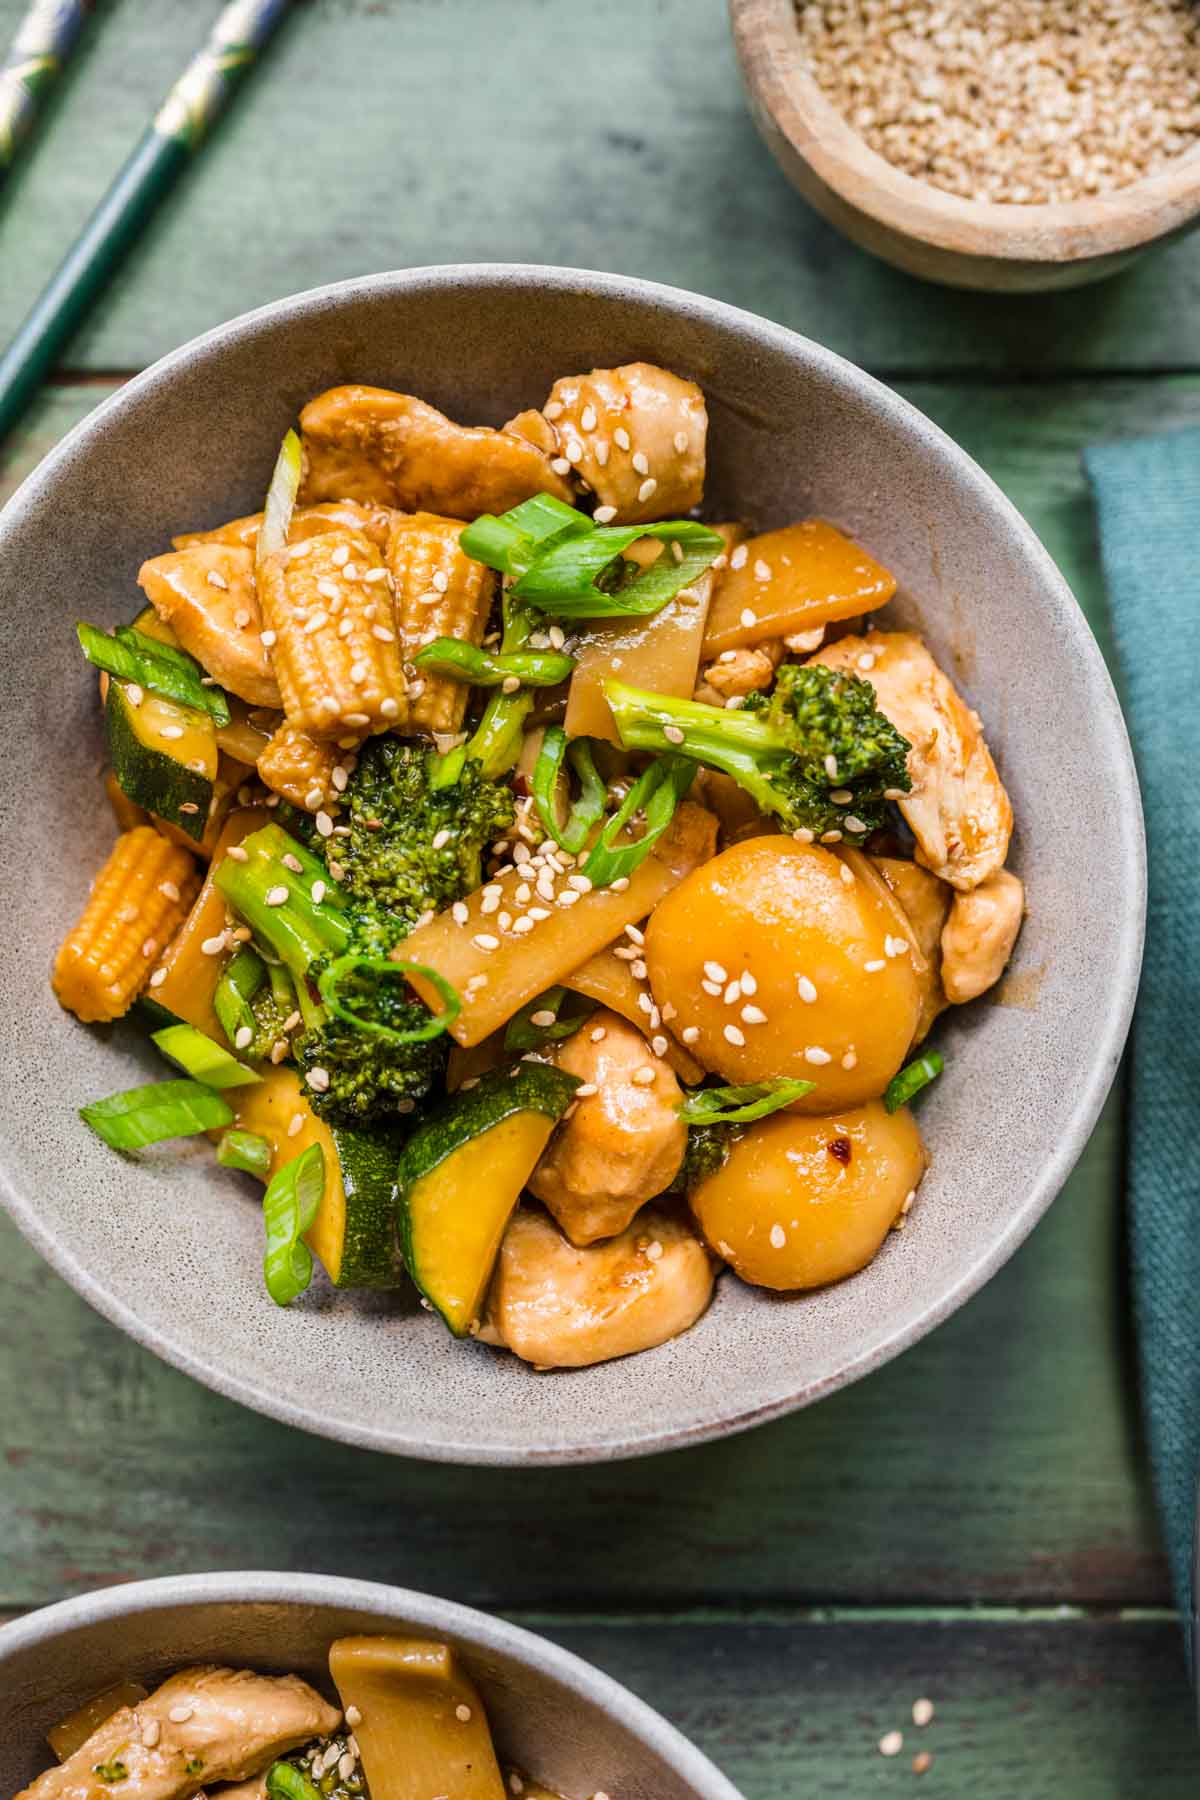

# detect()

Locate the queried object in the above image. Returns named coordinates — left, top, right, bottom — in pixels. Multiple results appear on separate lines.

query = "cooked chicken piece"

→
left=138, top=545, right=281, bottom=709
left=695, top=639, right=784, bottom=703
left=482, top=1205, right=715, bottom=1369
left=298, top=386, right=574, bottom=519
left=941, top=867, right=1025, bottom=1003
left=873, top=854, right=952, bottom=1043
left=812, top=630, right=1012, bottom=890
left=528, top=1010, right=688, bottom=1245
left=538, top=362, right=706, bottom=525
left=17, top=1667, right=340, bottom=1800
left=172, top=500, right=394, bottom=553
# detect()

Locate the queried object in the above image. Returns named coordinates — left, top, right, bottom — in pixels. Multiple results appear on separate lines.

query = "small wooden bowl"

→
left=731, top=0, right=1200, bottom=291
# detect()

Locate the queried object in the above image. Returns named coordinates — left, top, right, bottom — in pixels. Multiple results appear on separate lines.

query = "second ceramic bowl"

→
left=0, top=265, right=1143, bottom=1461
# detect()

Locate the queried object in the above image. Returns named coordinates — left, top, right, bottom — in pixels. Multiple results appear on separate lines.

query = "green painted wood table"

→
left=1, top=2, right=1196, bottom=1791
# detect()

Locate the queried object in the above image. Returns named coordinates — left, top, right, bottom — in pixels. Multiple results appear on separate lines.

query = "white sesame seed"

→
left=631, top=450, right=649, bottom=475
left=558, top=889, right=580, bottom=907
left=158, top=724, right=184, bottom=740
left=167, top=1705, right=194, bottom=1724
left=544, top=399, right=563, bottom=420
left=700, top=980, right=722, bottom=997
left=473, top=933, right=500, bottom=951
left=804, top=1045, right=832, bottom=1065
left=260, top=629, right=277, bottom=647
left=149, top=968, right=167, bottom=988
left=820, top=829, right=843, bottom=843
left=306, top=1068, right=331, bottom=1095
left=124, top=682, right=144, bottom=706
left=879, top=1731, right=903, bottom=1758
left=703, top=961, right=727, bottom=983
left=345, top=1706, right=362, bottom=1729
left=858, top=652, right=877, bottom=672
left=501, top=674, right=521, bottom=694
left=431, top=827, right=452, bottom=851
left=372, top=624, right=395, bottom=642
left=565, top=440, right=584, bottom=465
left=530, top=1009, right=557, bottom=1027
left=724, top=1023, right=746, bottom=1047
left=912, top=1698, right=934, bottom=1727
left=830, top=788, right=853, bottom=805
left=589, top=1027, right=607, bottom=1043
left=842, top=1050, right=858, bottom=1070
left=681, top=1025, right=700, bottom=1043
left=315, top=811, right=334, bottom=838
left=631, top=959, right=648, bottom=981
left=451, top=901, right=469, bottom=925
left=723, top=979, right=741, bottom=1004
left=581, top=404, right=597, bottom=431
left=431, top=569, right=449, bottom=593
left=663, top=723, right=685, bottom=745
left=574, top=1082, right=599, bottom=1099
left=864, top=959, right=886, bottom=972
left=455, top=1704, right=473, bottom=1723
left=845, top=814, right=868, bottom=835
left=282, top=852, right=303, bottom=873
left=179, top=802, right=200, bottom=815
left=730, top=543, right=749, bottom=570
left=645, top=1239, right=664, bottom=1261
left=141, top=1720, right=161, bottom=1747
left=344, top=711, right=370, bottom=727
left=741, top=1004, right=767, bottom=1024
left=287, top=1112, right=304, bottom=1136
left=614, top=427, right=631, bottom=451
left=206, top=570, right=228, bottom=591
left=593, top=504, right=617, bottom=523
left=158, top=879, right=180, bottom=901
left=611, top=876, right=630, bottom=891
left=754, top=558, right=771, bottom=581
left=673, top=430, right=690, bottom=453
left=265, top=885, right=289, bottom=906
left=769, top=1224, right=787, bottom=1249
left=633, top=1065, right=657, bottom=1085
left=234, top=1026, right=253, bottom=1050
left=338, top=1755, right=356, bottom=1783
left=568, top=873, right=593, bottom=892
left=331, top=766, right=349, bottom=792
left=200, top=934, right=227, bottom=955
left=739, top=608, right=757, bottom=629
left=330, top=544, right=349, bottom=567
left=365, top=567, right=388, bottom=584
left=637, top=477, right=657, bottom=503
left=234, top=607, right=252, bottom=629
left=312, top=880, right=327, bottom=904
left=338, top=618, right=354, bottom=639
left=550, top=457, right=571, bottom=475
left=824, top=754, right=840, bottom=781
left=885, top=935, right=909, bottom=958
left=797, top=975, right=818, bottom=1003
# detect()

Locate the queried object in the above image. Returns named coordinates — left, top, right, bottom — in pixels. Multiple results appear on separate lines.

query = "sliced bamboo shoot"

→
left=564, top=946, right=705, bottom=1083
left=565, top=524, right=744, bottom=743
left=47, top=1683, right=149, bottom=1762
left=328, top=1636, right=505, bottom=1800
left=397, top=801, right=718, bottom=1046
left=701, top=520, right=896, bottom=657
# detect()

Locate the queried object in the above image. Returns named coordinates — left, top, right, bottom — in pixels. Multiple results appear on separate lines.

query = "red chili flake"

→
left=828, top=1136, right=852, bottom=1164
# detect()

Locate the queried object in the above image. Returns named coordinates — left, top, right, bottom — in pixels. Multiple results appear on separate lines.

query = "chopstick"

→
left=0, top=1, right=96, bottom=181
left=0, top=0, right=294, bottom=444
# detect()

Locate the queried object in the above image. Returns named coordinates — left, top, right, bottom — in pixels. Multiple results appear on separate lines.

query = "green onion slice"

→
left=266, top=1765, right=324, bottom=1800
left=151, top=1022, right=261, bottom=1088
left=883, top=1050, right=944, bottom=1114
left=412, top=637, right=575, bottom=689
left=504, top=987, right=588, bottom=1053
left=532, top=727, right=607, bottom=854
left=77, top=622, right=232, bottom=725
left=213, top=945, right=267, bottom=1048
left=80, top=1079, right=234, bottom=1151
left=261, top=1143, right=324, bottom=1307
left=512, top=520, right=724, bottom=618
left=317, top=954, right=462, bottom=1045
left=460, top=493, right=589, bottom=577
left=216, top=1128, right=273, bottom=1179
left=257, top=427, right=302, bottom=569
left=582, top=756, right=695, bottom=888
left=678, top=1078, right=816, bottom=1125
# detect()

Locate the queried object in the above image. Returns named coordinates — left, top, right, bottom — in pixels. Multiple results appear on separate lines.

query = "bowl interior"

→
left=0, top=265, right=1142, bottom=1462
left=0, top=1575, right=737, bottom=1800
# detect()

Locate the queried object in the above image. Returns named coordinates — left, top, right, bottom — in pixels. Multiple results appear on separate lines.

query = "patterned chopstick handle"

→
left=0, top=0, right=93, bottom=172
left=154, top=0, right=292, bottom=150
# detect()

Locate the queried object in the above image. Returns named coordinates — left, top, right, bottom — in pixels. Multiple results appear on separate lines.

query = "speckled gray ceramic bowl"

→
left=0, top=1571, right=740, bottom=1800
left=0, top=265, right=1144, bottom=1463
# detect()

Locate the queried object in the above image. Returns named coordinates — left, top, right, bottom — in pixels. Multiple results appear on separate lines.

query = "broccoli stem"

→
left=604, top=678, right=793, bottom=823
left=214, top=824, right=351, bottom=984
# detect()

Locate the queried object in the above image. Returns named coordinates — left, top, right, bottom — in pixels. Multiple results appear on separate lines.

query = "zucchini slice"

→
left=106, top=677, right=217, bottom=839
left=396, top=1062, right=578, bottom=1336
left=227, top=1066, right=404, bottom=1289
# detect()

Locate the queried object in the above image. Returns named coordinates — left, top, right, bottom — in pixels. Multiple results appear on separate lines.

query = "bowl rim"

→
left=0, top=1570, right=743, bottom=1800
left=730, top=0, right=1200, bottom=263
left=0, top=261, right=1146, bottom=1463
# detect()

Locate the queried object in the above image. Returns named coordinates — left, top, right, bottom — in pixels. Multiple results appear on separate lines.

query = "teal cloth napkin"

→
left=1084, top=428, right=1200, bottom=1630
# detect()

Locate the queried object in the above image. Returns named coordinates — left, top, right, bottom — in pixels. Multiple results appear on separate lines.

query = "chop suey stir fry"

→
left=52, top=362, right=1024, bottom=1369
left=16, top=1635, right=574, bottom=1800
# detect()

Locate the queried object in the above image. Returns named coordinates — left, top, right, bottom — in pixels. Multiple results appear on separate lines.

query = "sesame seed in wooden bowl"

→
left=730, top=0, right=1200, bottom=291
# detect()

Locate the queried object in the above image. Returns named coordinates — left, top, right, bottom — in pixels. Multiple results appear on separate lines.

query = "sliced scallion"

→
left=151, top=1022, right=261, bottom=1088
left=261, top=1142, right=324, bottom=1307
left=460, top=493, right=589, bottom=577
left=77, top=621, right=232, bottom=725
left=883, top=1050, right=944, bottom=1114
left=412, top=637, right=575, bottom=688
left=80, top=1079, right=234, bottom=1151
left=678, top=1078, right=815, bottom=1125
left=216, top=1128, right=273, bottom=1179
left=316, top=954, right=462, bottom=1045
left=257, top=427, right=302, bottom=569
left=582, top=756, right=695, bottom=888
left=213, top=945, right=267, bottom=1048
left=532, top=726, right=607, bottom=854
left=512, top=519, right=724, bottom=618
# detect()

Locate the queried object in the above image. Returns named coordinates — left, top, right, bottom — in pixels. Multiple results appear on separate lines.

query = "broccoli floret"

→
left=604, top=661, right=911, bottom=844
left=272, top=1735, right=370, bottom=1800
left=215, top=740, right=515, bottom=1126
left=338, top=738, right=514, bottom=945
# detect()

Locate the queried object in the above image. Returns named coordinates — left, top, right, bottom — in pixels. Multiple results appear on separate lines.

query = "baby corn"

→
left=257, top=721, right=358, bottom=813
left=388, top=511, right=495, bottom=733
left=52, top=826, right=200, bottom=1023
left=258, top=528, right=407, bottom=738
